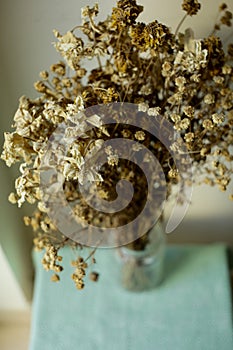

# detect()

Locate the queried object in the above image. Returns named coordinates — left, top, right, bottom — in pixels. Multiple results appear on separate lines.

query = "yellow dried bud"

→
left=8, top=192, right=17, bottom=204
left=34, top=81, right=47, bottom=93
left=135, top=131, right=145, bottom=141
left=51, top=274, right=60, bottom=282
left=202, top=119, right=213, bottom=130
left=39, top=71, right=49, bottom=80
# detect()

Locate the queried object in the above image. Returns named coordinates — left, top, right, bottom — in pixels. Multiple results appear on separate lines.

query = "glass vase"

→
left=115, top=221, right=166, bottom=292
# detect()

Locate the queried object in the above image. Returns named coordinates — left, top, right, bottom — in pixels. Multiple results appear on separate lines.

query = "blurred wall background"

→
left=0, top=0, right=232, bottom=307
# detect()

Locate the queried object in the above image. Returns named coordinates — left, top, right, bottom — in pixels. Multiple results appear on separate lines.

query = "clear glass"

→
left=115, top=221, right=166, bottom=292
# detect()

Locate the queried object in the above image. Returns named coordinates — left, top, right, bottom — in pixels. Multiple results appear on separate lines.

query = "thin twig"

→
left=175, top=14, right=188, bottom=37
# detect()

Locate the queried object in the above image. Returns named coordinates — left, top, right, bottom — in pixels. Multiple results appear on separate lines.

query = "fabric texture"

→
left=29, top=244, right=233, bottom=350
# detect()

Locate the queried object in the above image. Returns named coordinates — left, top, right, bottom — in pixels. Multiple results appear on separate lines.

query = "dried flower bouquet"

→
left=1, top=0, right=233, bottom=289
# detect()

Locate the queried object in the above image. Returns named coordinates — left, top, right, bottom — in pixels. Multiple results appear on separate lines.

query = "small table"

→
left=29, top=244, right=233, bottom=350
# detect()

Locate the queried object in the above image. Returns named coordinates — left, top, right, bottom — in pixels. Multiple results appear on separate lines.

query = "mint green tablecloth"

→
left=29, top=245, right=233, bottom=350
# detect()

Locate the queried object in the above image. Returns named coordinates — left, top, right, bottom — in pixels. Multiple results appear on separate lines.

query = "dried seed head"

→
left=182, top=0, right=201, bottom=16
left=89, top=272, right=99, bottom=282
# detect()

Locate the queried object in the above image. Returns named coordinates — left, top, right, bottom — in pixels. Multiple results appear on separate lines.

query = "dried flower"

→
left=182, top=0, right=201, bottom=16
left=212, top=113, right=225, bottom=125
left=135, top=131, right=145, bottom=141
left=108, top=154, right=119, bottom=166
left=111, top=0, right=143, bottom=28
left=130, top=20, right=173, bottom=51
left=202, top=119, right=214, bottom=130
left=204, top=94, right=215, bottom=105
left=183, top=106, right=194, bottom=118
left=184, top=132, right=195, bottom=143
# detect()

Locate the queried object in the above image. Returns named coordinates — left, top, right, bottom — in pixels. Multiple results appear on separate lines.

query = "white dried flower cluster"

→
left=53, top=31, right=84, bottom=70
left=174, top=41, right=208, bottom=74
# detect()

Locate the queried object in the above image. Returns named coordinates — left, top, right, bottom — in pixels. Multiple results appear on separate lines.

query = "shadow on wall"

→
left=167, top=217, right=233, bottom=245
